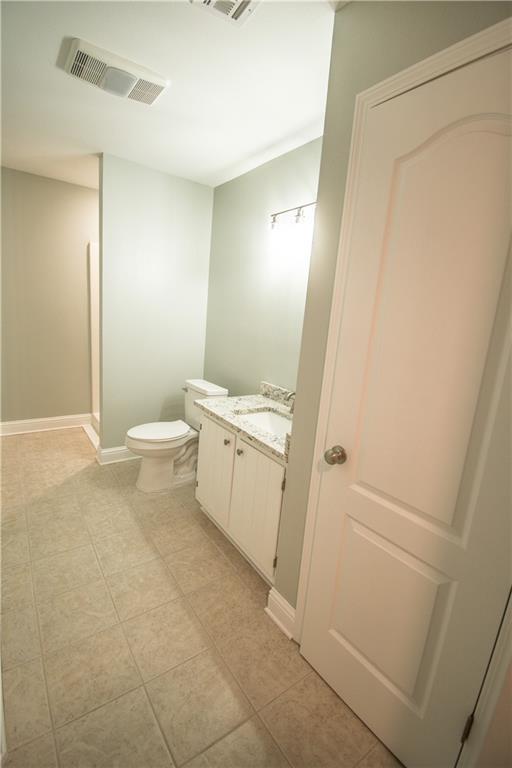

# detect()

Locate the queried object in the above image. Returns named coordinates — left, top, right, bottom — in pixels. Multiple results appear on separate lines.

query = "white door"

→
left=300, top=37, right=511, bottom=768
left=196, top=417, right=235, bottom=529
left=229, top=438, right=284, bottom=581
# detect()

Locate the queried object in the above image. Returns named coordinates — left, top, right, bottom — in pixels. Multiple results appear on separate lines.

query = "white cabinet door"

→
left=196, top=417, right=235, bottom=529
left=229, top=438, right=285, bottom=581
left=300, top=42, right=511, bottom=768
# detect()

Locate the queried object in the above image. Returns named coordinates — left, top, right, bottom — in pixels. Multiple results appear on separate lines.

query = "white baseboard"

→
left=82, top=423, right=100, bottom=450
left=0, top=413, right=91, bottom=436
left=265, top=587, right=296, bottom=640
left=97, top=445, right=138, bottom=465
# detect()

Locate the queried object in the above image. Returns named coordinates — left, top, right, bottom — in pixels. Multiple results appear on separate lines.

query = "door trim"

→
left=294, top=16, right=512, bottom=644
left=456, top=592, right=511, bottom=767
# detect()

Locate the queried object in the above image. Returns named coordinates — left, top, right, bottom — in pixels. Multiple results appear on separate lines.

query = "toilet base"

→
left=134, top=437, right=198, bottom=493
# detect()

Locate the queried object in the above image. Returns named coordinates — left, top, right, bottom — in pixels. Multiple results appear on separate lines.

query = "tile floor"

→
left=1, top=428, right=401, bottom=768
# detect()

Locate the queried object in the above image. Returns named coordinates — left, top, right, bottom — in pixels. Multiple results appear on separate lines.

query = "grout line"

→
left=254, top=712, right=294, bottom=767
left=30, top=560, right=63, bottom=768
left=101, top=560, right=178, bottom=767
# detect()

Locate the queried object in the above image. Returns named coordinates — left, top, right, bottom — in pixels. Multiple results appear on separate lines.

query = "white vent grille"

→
left=192, top=0, right=258, bottom=24
left=64, top=39, right=168, bottom=106
left=128, top=79, right=165, bottom=105
left=69, top=51, right=107, bottom=86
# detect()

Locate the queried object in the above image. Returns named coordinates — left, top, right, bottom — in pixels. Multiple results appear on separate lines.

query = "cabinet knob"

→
left=237, top=448, right=244, bottom=456
left=224, top=438, right=231, bottom=446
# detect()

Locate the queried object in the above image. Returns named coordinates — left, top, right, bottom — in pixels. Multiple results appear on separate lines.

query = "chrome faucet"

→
left=285, top=391, right=296, bottom=415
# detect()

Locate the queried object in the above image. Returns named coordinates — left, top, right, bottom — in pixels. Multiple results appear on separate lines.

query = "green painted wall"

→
left=1, top=168, right=98, bottom=420
left=100, top=155, right=213, bottom=448
left=204, top=139, right=322, bottom=395
left=275, top=1, right=512, bottom=607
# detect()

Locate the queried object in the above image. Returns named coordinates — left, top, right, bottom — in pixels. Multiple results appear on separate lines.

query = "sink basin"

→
left=242, top=410, right=291, bottom=438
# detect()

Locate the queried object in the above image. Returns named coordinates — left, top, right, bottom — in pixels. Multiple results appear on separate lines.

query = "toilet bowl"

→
left=125, top=379, right=228, bottom=493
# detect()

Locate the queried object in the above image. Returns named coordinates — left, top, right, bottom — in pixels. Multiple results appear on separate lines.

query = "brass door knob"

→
left=324, top=445, right=347, bottom=465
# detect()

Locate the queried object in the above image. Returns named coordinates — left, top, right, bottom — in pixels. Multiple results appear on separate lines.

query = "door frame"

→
left=294, top=16, right=512, bottom=643
left=457, top=592, right=511, bottom=767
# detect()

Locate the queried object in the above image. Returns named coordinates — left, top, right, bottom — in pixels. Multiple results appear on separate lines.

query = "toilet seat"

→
left=126, top=420, right=190, bottom=442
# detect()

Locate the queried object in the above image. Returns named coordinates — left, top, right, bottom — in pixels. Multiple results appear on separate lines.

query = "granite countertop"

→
left=195, top=391, right=292, bottom=462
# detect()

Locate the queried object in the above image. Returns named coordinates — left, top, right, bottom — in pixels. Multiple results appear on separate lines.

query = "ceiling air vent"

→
left=190, top=0, right=259, bottom=25
left=64, top=39, right=168, bottom=105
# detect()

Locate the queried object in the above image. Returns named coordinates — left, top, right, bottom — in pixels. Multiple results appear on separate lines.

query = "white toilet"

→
left=125, top=379, right=228, bottom=493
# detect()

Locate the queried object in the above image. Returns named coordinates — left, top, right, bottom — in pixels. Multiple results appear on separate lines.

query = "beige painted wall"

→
left=275, top=1, right=512, bottom=606
left=204, top=139, right=322, bottom=395
left=1, top=167, right=98, bottom=421
left=100, top=155, right=213, bottom=449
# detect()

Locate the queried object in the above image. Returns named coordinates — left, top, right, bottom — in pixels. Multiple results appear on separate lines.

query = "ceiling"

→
left=1, top=1, right=334, bottom=189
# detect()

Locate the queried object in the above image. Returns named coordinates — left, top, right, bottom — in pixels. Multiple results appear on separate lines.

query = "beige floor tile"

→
left=1, top=605, right=41, bottom=669
left=83, top=500, right=140, bottom=540
left=147, top=648, right=253, bottom=766
left=38, top=580, right=118, bottom=654
left=24, top=481, right=78, bottom=503
left=28, top=509, right=90, bottom=560
left=72, top=464, right=120, bottom=493
left=1, top=562, right=33, bottom=613
left=123, top=597, right=210, bottom=681
left=165, top=540, right=234, bottom=594
left=185, top=716, right=290, bottom=768
left=1, top=520, right=30, bottom=567
left=150, top=520, right=211, bottom=558
left=0, top=503, right=26, bottom=525
left=0, top=483, right=24, bottom=506
left=110, top=459, right=141, bottom=485
left=93, top=528, right=157, bottom=575
left=78, top=486, right=128, bottom=514
left=107, top=557, right=181, bottom=621
left=3, top=658, right=52, bottom=750
left=356, top=743, right=403, bottom=768
left=25, top=495, right=80, bottom=525
left=221, top=544, right=270, bottom=597
left=260, top=673, right=377, bottom=768
left=188, top=573, right=266, bottom=645
left=217, top=614, right=310, bottom=709
left=183, top=755, right=209, bottom=768
left=45, top=624, right=141, bottom=726
left=2, top=732, right=58, bottom=768
left=56, top=687, right=173, bottom=768
left=33, top=545, right=102, bottom=602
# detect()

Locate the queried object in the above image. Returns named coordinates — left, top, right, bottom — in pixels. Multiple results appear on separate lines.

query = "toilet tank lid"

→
left=185, top=379, right=228, bottom=397
left=127, top=420, right=190, bottom=442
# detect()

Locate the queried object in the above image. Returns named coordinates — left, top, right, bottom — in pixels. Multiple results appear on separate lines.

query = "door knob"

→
left=324, top=445, right=347, bottom=465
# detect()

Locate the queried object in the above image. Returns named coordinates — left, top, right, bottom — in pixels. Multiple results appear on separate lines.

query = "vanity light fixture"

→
left=270, top=201, right=316, bottom=228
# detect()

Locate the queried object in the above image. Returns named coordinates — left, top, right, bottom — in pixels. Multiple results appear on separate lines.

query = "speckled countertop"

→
left=195, top=385, right=293, bottom=463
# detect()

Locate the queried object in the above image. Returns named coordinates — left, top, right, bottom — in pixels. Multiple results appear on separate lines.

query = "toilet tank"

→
left=184, top=379, right=228, bottom=431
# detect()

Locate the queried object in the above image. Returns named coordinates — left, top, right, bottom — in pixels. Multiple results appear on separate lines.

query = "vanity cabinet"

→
left=230, top=438, right=285, bottom=581
left=196, top=414, right=285, bottom=582
left=196, top=416, right=235, bottom=529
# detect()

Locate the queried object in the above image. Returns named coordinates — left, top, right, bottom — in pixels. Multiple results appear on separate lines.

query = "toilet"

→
left=125, top=379, right=228, bottom=493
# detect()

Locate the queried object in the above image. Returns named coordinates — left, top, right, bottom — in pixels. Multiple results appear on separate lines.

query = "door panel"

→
left=356, top=118, right=510, bottom=527
left=229, top=438, right=284, bottom=580
left=196, top=417, right=234, bottom=529
left=301, top=44, right=511, bottom=768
